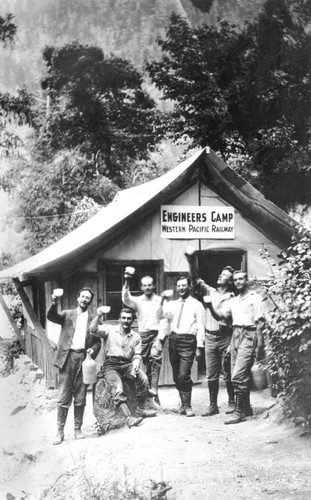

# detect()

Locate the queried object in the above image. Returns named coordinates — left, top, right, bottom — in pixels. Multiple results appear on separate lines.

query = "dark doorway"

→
left=197, top=248, right=247, bottom=376
left=198, top=248, right=247, bottom=288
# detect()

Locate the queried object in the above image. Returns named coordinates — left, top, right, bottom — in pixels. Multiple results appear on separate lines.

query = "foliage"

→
left=39, top=42, right=161, bottom=182
left=39, top=460, right=172, bottom=500
left=3, top=148, right=118, bottom=254
left=2, top=337, right=24, bottom=372
left=261, top=230, right=311, bottom=427
left=146, top=1, right=311, bottom=208
left=0, top=13, right=16, bottom=45
left=0, top=14, right=34, bottom=156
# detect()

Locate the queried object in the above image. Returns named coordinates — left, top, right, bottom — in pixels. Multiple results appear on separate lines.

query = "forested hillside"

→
left=0, top=0, right=266, bottom=93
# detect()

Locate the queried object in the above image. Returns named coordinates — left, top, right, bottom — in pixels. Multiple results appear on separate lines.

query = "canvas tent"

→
left=0, top=146, right=297, bottom=386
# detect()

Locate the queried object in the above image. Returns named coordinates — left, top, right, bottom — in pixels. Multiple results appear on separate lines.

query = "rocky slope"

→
left=0, top=0, right=266, bottom=93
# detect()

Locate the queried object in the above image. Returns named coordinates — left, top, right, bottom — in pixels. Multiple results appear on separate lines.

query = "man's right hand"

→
left=51, top=293, right=58, bottom=304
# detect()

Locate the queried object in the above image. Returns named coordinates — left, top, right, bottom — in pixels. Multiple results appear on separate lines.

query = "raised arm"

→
left=90, top=309, right=109, bottom=338
left=47, top=294, right=65, bottom=325
left=122, top=274, right=138, bottom=310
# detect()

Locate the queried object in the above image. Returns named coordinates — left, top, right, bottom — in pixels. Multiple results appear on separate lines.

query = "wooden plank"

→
left=13, top=278, right=51, bottom=352
left=0, top=293, right=25, bottom=349
left=13, top=278, right=56, bottom=387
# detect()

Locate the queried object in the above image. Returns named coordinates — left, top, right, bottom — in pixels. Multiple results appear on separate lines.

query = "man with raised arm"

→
left=90, top=307, right=156, bottom=428
left=159, top=275, right=205, bottom=417
left=47, top=287, right=101, bottom=445
left=185, top=247, right=235, bottom=416
left=207, top=270, right=265, bottom=424
left=122, top=271, right=163, bottom=398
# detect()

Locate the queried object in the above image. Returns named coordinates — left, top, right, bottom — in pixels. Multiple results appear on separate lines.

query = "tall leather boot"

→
left=53, top=406, right=68, bottom=445
left=224, top=393, right=246, bottom=425
left=149, top=362, right=161, bottom=397
left=225, top=381, right=236, bottom=414
left=74, top=405, right=85, bottom=440
left=181, top=391, right=195, bottom=417
left=136, top=396, right=157, bottom=418
left=244, top=389, right=253, bottom=416
left=201, top=380, right=219, bottom=417
left=172, top=390, right=186, bottom=414
left=119, top=403, right=143, bottom=428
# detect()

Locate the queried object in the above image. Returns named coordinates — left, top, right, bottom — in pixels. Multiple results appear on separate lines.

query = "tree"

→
left=39, top=42, right=161, bottom=182
left=146, top=1, right=311, bottom=209
left=0, top=15, right=34, bottom=156
left=0, top=13, right=16, bottom=45
left=5, top=148, right=118, bottom=254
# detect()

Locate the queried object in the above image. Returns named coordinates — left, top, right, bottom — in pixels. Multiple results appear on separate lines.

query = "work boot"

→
left=225, top=381, right=235, bottom=413
left=201, top=380, right=219, bottom=417
left=224, top=393, right=246, bottom=425
left=244, top=390, right=253, bottom=417
left=119, top=403, right=143, bottom=428
left=74, top=405, right=85, bottom=440
left=172, top=390, right=186, bottom=414
left=136, top=397, right=157, bottom=418
left=181, top=391, right=195, bottom=417
left=148, top=362, right=161, bottom=397
left=53, top=406, right=68, bottom=445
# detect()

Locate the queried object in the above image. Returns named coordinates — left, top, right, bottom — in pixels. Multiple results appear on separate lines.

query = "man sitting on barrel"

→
left=90, top=307, right=156, bottom=428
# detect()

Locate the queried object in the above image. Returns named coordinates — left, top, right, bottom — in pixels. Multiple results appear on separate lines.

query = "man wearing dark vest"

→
left=47, top=287, right=101, bottom=444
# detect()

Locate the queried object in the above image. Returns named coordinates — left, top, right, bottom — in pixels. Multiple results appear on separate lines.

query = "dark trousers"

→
left=57, top=351, right=87, bottom=408
left=168, top=333, right=197, bottom=392
left=231, top=326, right=257, bottom=393
left=205, top=332, right=232, bottom=383
left=103, top=358, right=149, bottom=407
left=140, top=330, right=162, bottom=382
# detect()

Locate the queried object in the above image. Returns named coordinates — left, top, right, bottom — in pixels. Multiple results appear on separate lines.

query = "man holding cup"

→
left=185, top=247, right=235, bottom=416
left=90, top=307, right=157, bottom=427
left=122, top=268, right=163, bottom=398
left=47, top=287, right=101, bottom=445
left=159, top=275, right=205, bottom=416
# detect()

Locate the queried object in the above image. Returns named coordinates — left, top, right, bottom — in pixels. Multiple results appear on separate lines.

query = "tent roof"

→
left=0, top=146, right=298, bottom=281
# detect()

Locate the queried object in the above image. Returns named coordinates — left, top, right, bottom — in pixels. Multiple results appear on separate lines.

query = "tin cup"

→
left=99, top=306, right=111, bottom=314
left=163, top=289, right=174, bottom=298
left=124, top=266, right=135, bottom=277
left=185, top=245, right=196, bottom=256
left=53, top=288, right=64, bottom=297
left=203, top=295, right=212, bottom=304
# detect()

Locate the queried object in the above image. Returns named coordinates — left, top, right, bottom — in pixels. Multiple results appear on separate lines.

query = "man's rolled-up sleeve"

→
left=132, top=335, right=142, bottom=361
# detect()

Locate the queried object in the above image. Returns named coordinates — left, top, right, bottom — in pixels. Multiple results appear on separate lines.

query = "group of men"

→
left=47, top=248, right=265, bottom=445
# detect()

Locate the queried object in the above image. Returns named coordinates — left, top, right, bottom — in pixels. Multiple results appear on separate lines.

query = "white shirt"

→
left=162, top=296, right=205, bottom=347
left=122, top=287, right=161, bottom=332
left=229, top=291, right=264, bottom=327
left=203, top=285, right=233, bottom=331
left=71, top=310, right=88, bottom=349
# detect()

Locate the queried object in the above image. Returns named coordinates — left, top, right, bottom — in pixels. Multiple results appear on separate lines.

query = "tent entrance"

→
left=198, top=248, right=247, bottom=288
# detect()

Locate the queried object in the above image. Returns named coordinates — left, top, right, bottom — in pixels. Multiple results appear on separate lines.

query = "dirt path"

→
left=1, top=358, right=311, bottom=500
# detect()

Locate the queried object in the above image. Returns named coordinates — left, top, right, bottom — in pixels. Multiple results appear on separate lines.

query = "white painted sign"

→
left=161, top=206, right=235, bottom=239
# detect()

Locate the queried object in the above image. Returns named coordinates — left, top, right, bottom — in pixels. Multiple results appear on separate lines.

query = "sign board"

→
left=161, top=206, right=235, bottom=239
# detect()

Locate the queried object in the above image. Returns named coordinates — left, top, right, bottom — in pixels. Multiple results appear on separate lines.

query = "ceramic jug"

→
left=82, top=351, right=97, bottom=385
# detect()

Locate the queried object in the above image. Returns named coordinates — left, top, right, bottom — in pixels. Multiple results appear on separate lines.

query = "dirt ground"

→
left=1, top=353, right=311, bottom=500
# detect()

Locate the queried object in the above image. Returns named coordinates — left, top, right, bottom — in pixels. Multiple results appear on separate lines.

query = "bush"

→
left=262, top=230, right=311, bottom=427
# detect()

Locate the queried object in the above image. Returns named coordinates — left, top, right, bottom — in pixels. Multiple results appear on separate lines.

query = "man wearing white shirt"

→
left=122, top=273, right=163, bottom=397
left=210, top=271, right=265, bottom=424
left=159, top=275, right=205, bottom=416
